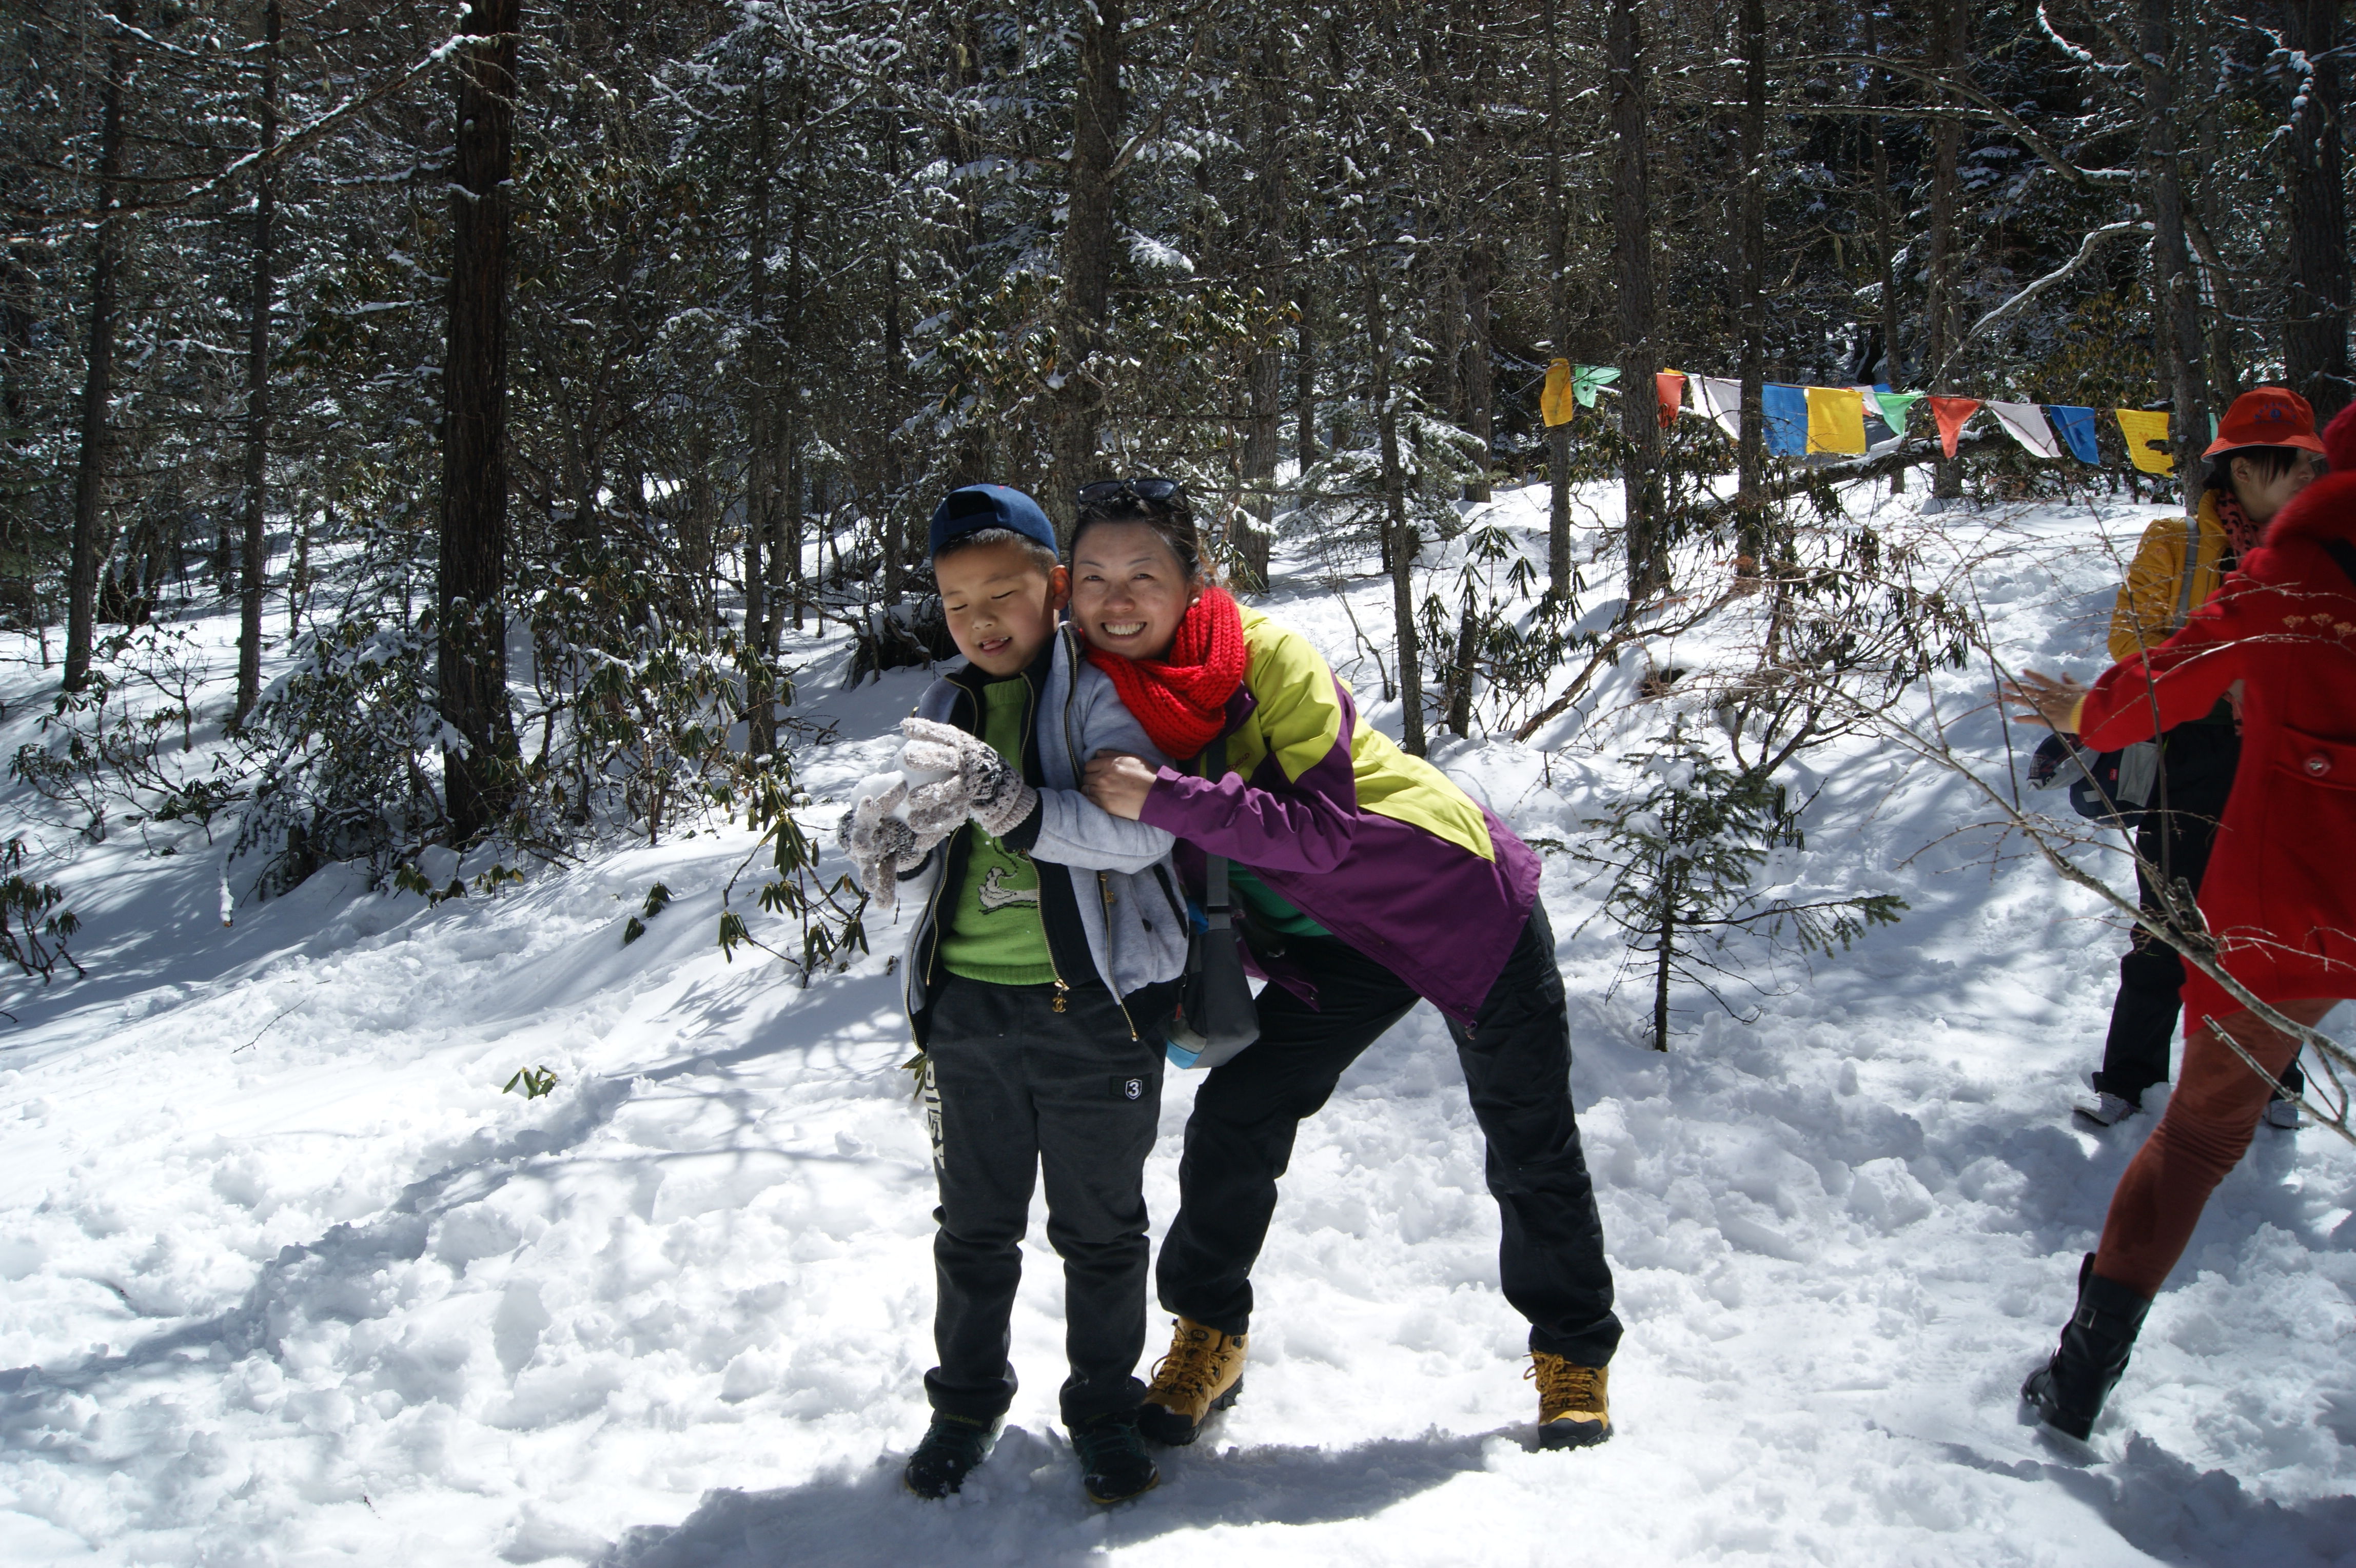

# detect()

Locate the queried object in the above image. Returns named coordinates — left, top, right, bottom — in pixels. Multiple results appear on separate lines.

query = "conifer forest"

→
left=6, top=0, right=2347, bottom=880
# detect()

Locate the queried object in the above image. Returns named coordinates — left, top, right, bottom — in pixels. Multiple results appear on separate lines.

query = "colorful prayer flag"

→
left=1805, top=386, right=1869, bottom=455
left=1930, top=397, right=1981, bottom=458
left=1656, top=371, right=1687, bottom=428
left=1697, top=377, right=1742, bottom=439
left=2114, top=408, right=2175, bottom=475
left=1987, top=400, right=2062, bottom=459
left=1762, top=384, right=1809, bottom=457
left=1541, top=359, right=1576, bottom=427
left=1872, top=390, right=1925, bottom=437
left=1573, top=364, right=1620, bottom=408
left=2046, top=405, right=2100, bottom=464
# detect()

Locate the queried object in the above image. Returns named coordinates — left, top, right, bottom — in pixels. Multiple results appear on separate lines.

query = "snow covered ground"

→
left=3, top=479, right=2353, bottom=1566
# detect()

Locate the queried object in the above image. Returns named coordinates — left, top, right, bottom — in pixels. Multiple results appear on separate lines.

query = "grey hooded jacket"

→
left=894, top=624, right=1190, bottom=1045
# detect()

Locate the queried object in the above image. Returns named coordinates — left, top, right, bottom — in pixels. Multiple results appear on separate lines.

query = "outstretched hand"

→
left=1997, top=670, right=2089, bottom=733
left=1082, top=752, right=1159, bottom=821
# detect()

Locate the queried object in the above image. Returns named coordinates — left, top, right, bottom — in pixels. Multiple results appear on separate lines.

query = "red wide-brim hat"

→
left=2202, top=385, right=2327, bottom=458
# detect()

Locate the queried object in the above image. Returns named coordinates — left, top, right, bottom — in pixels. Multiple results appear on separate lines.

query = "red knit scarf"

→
left=1084, top=586, right=1248, bottom=762
left=2216, top=494, right=2266, bottom=560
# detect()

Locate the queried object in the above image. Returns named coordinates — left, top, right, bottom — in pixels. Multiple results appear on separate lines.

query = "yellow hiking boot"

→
left=1137, top=1317, right=1247, bottom=1446
left=1528, top=1354, right=1611, bottom=1449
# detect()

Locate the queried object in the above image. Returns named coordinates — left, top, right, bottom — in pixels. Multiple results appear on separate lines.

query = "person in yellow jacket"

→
left=2072, top=387, right=2328, bottom=1127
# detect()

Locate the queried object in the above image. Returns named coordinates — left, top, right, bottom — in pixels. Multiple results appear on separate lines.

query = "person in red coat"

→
left=2001, top=400, right=2356, bottom=1439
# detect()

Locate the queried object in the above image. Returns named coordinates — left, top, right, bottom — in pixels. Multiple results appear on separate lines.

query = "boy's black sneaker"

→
left=904, top=1413, right=998, bottom=1499
left=1069, top=1410, right=1159, bottom=1504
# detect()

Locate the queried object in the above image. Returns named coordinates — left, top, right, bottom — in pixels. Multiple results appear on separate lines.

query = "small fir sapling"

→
left=1574, top=731, right=1905, bottom=1050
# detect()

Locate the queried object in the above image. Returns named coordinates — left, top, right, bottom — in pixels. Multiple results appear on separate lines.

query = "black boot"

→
left=1069, top=1409, right=1159, bottom=1504
left=2021, top=1253, right=2152, bottom=1440
left=905, top=1413, right=999, bottom=1499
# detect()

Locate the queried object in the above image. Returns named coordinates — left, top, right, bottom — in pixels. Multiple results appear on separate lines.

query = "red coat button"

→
left=2307, top=753, right=2331, bottom=776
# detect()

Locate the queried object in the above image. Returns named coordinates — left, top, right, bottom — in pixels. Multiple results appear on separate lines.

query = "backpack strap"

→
left=2171, top=513, right=2203, bottom=630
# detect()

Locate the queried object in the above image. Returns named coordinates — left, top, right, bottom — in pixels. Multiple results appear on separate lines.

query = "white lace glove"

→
left=898, top=717, right=1039, bottom=840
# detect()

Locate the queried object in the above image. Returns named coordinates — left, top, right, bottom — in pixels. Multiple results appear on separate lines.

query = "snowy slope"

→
left=3, top=481, right=2353, bottom=1567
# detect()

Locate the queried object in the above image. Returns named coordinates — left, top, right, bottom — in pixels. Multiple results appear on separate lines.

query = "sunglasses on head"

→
left=1076, top=477, right=1184, bottom=509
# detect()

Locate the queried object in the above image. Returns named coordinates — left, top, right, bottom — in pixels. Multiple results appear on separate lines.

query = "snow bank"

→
left=3, top=481, right=2352, bottom=1566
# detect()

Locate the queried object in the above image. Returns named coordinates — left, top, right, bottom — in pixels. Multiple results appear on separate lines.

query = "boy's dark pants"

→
left=924, top=975, right=1165, bottom=1428
left=1156, top=901, right=1624, bottom=1367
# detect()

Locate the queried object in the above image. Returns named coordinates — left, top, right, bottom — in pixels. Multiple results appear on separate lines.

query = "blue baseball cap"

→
left=927, top=484, right=1058, bottom=559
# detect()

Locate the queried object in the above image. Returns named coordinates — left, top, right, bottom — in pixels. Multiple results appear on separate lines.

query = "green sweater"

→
left=936, top=680, right=1057, bottom=985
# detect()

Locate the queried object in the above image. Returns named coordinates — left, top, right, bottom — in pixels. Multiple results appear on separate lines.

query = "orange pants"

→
left=2093, top=998, right=2339, bottom=1297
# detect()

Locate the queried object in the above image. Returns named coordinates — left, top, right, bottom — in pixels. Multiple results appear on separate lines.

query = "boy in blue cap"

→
left=838, top=484, right=1187, bottom=1504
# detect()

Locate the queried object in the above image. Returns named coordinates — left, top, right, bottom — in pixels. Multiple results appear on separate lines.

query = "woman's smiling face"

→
left=1070, top=520, right=1196, bottom=661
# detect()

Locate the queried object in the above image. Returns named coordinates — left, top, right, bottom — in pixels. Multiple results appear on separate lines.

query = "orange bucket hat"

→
left=2202, top=386, right=2326, bottom=458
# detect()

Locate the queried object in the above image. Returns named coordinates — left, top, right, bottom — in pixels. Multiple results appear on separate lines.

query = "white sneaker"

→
left=2074, top=1090, right=2141, bottom=1127
left=2265, top=1097, right=2302, bottom=1131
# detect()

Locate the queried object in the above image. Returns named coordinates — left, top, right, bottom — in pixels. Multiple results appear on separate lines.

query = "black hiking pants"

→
left=1155, top=901, right=1623, bottom=1367
left=2095, top=723, right=2303, bottom=1106
left=922, top=975, right=1165, bottom=1428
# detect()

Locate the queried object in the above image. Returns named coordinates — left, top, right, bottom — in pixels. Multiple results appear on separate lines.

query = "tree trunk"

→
left=881, top=115, right=908, bottom=606
left=1367, top=272, right=1426, bottom=757
left=1236, top=23, right=1286, bottom=590
left=1044, top=0, right=1123, bottom=542
left=1735, top=0, right=1767, bottom=570
left=741, top=79, right=774, bottom=753
left=1868, top=8, right=1904, bottom=493
left=1446, top=590, right=1480, bottom=736
left=1542, top=0, right=1573, bottom=597
left=782, top=187, right=808, bottom=633
left=2136, top=0, right=2213, bottom=513
left=1607, top=0, right=1664, bottom=604
left=1922, top=0, right=1965, bottom=501
left=437, top=0, right=523, bottom=842
left=235, top=0, right=281, bottom=725
left=1463, top=240, right=1495, bottom=504
left=1294, top=271, right=1319, bottom=470
left=2283, top=0, right=2349, bottom=425
left=65, top=6, right=133, bottom=694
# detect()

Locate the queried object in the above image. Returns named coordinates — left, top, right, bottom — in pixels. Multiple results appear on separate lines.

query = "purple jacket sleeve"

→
left=1135, top=679, right=1363, bottom=874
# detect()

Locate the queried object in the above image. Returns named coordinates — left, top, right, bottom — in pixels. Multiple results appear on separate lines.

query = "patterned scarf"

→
left=1083, top=586, right=1249, bottom=763
left=2216, top=493, right=2266, bottom=560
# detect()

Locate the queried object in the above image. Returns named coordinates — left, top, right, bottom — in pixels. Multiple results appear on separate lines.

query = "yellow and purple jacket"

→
left=1136, top=607, right=1543, bottom=1023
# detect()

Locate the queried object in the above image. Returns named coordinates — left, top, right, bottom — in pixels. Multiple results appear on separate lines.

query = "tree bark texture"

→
left=741, top=78, right=775, bottom=752
left=1607, top=0, right=1665, bottom=603
left=1867, top=9, right=1904, bottom=493
left=1367, top=272, right=1426, bottom=757
left=235, top=0, right=281, bottom=724
left=1735, top=0, right=1767, bottom=569
left=1923, top=0, right=1965, bottom=500
left=65, top=7, right=133, bottom=694
left=2282, top=0, right=2349, bottom=425
left=1463, top=240, right=1494, bottom=504
left=2136, top=0, right=2213, bottom=514
left=1235, top=23, right=1285, bottom=588
left=1542, top=0, right=1573, bottom=597
left=1044, top=0, right=1123, bottom=542
left=437, top=0, right=523, bottom=841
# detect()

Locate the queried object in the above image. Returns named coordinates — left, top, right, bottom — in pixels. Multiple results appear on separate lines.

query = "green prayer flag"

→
left=1572, top=364, right=1620, bottom=408
left=1871, top=390, right=1925, bottom=436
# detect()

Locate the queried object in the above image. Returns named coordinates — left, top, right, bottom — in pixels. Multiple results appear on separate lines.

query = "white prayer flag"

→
left=1986, top=400, right=2062, bottom=459
left=1697, top=377, right=1743, bottom=440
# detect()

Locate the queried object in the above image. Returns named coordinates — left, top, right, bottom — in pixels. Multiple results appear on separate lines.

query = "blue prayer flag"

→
left=2046, top=405, right=2100, bottom=464
left=1762, top=384, right=1809, bottom=457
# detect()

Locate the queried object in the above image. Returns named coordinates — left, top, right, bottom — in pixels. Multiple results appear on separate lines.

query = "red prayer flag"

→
left=1930, top=397, right=1982, bottom=459
left=1656, top=371, right=1687, bottom=428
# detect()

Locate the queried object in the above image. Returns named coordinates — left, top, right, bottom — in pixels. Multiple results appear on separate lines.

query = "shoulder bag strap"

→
left=2172, top=514, right=2204, bottom=630
left=1201, top=738, right=1232, bottom=924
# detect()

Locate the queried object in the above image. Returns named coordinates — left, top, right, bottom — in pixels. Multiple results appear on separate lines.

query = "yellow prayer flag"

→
left=1541, top=359, right=1577, bottom=427
left=2115, top=408, right=2174, bottom=475
left=1804, top=386, right=1868, bottom=455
